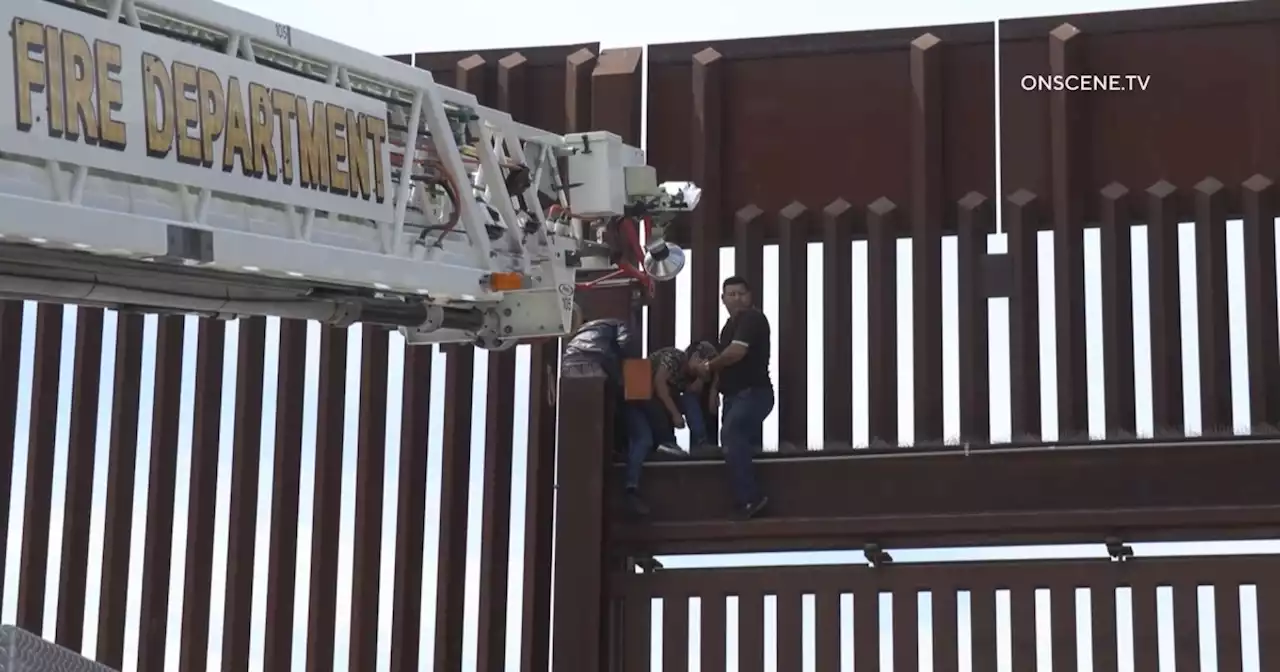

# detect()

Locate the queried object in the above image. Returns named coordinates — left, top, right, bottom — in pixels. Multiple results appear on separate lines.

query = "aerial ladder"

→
left=0, top=0, right=699, bottom=349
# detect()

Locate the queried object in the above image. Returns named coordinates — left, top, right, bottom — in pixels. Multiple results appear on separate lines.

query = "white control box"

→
left=565, top=131, right=646, bottom=218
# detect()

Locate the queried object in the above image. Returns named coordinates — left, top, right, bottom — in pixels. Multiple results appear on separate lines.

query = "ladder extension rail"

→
left=0, top=0, right=698, bottom=349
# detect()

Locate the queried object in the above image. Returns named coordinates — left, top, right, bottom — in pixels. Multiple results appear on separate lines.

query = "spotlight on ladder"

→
left=643, top=234, right=686, bottom=282
left=635, top=180, right=700, bottom=282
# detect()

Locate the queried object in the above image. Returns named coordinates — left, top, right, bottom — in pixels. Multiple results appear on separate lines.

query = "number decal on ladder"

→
left=274, top=23, right=292, bottom=46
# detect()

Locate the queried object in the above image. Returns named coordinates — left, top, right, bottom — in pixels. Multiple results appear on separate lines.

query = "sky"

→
left=2, top=0, right=1279, bottom=670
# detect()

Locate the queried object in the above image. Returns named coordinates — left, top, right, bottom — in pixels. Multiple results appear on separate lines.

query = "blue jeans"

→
left=679, top=392, right=708, bottom=445
left=721, top=387, right=774, bottom=507
left=622, top=403, right=653, bottom=490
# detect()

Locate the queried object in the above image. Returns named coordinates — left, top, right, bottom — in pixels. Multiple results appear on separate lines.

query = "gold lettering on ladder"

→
left=347, top=109, right=370, bottom=200
left=195, top=68, right=224, bottom=168
left=221, top=76, right=252, bottom=173
left=365, top=114, right=387, bottom=203
left=12, top=19, right=47, bottom=134
left=325, top=102, right=348, bottom=196
left=94, top=40, right=126, bottom=149
left=60, top=31, right=98, bottom=145
left=10, top=21, right=389, bottom=207
left=296, top=97, right=329, bottom=191
left=142, top=52, right=174, bottom=158
left=248, top=83, right=278, bottom=181
left=42, top=25, right=65, bottom=137
left=271, top=90, right=298, bottom=184
left=170, top=61, right=201, bottom=164
left=10, top=21, right=126, bottom=148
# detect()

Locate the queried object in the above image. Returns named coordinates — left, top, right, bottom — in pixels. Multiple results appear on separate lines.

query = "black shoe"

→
left=736, top=496, right=769, bottom=520
left=656, top=442, right=686, bottom=458
left=624, top=489, right=651, bottom=517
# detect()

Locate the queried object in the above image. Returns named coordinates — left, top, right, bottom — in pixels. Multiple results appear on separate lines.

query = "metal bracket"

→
left=1105, top=536, right=1135, bottom=562
left=472, top=308, right=518, bottom=351
left=420, top=304, right=445, bottom=332
left=864, top=543, right=894, bottom=567
left=982, top=250, right=1012, bottom=298
left=633, top=556, right=663, bottom=573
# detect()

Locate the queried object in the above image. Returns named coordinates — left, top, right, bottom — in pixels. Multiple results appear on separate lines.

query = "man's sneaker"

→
left=624, top=489, right=651, bottom=517
left=736, top=496, right=769, bottom=520
left=655, top=442, right=686, bottom=458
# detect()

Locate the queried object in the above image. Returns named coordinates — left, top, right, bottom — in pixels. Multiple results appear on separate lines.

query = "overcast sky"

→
left=2, top=0, right=1277, bottom=670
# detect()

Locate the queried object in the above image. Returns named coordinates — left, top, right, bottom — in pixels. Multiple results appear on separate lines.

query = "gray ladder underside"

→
left=0, top=625, right=117, bottom=672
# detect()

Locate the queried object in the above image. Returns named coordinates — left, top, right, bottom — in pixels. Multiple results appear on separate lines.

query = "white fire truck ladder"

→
left=0, top=0, right=699, bottom=349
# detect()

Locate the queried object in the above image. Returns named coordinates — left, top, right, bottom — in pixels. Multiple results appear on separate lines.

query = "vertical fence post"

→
left=690, top=47, right=724, bottom=343
left=305, top=324, right=348, bottom=672
left=348, top=325, right=390, bottom=671
left=821, top=200, right=855, bottom=448
left=776, top=202, right=810, bottom=450
left=432, top=53, right=487, bottom=672
left=1048, top=24, right=1089, bottom=439
left=1242, top=175, right=1280, bottom=428
left=1193, top=177, right=1232, bottom=431
left=136, top=315, right=184, bottom=672
left=582, top=19, right=649, bottom=632
left=520, top=335, right=559, bottom=672
left=551, top=363, right=611, bottom=671
left=221, top=317, right=266, bottom=672
left=16, top=305, right=63, bottom=634
left=909, top=32, right=946, bottom=445
left=262, top=318, right=307, bottom=672
left=865, top=199, right=899, bottom=446
left=95, top=312, right=143, bottom=670
left=1146, top=181, right=1184, bottom=435
left=56, top=307, right=104, bottom=652
left=1098, top=183, right=1136, bottom=437
left=178, top=318, right=226, bottom=672
left=956, top=192, right=993, bottom=445
left=690, top=47, right=724, bottom=444
left=513, top=45, right=598, bottom=672
left=0, top=301, right=22, bottom=599
left=1005, top=190, right=1042, bottom=441
left=474, top=49, right=530, bottom=672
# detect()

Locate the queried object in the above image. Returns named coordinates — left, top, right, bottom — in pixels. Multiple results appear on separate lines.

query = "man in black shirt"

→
left=691, top=276, right=773, bottom=518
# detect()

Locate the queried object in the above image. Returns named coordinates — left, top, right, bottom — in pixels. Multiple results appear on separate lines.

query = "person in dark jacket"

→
left=560, top=305, right=654, bottom=516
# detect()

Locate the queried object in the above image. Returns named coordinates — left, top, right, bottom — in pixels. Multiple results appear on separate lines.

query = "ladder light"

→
left=488, top=272, right=524, bottom=291
left=643, top=238, right=685, bottom=282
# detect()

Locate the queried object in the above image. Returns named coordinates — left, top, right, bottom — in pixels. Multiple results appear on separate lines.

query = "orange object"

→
left=489, top=272, right=523, bottom=291
left=622, top=358, right=652, bottom=400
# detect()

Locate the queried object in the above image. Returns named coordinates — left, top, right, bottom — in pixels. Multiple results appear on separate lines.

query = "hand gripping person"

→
left=691, top=277, right=773, bottom=519
left=560, top=304, right=655, bottom=516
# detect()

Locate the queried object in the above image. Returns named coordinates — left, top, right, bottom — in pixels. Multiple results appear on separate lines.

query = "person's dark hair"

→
left=685, top=340, right=717, bottom=360
left=722, top=276, right=751, bottom=292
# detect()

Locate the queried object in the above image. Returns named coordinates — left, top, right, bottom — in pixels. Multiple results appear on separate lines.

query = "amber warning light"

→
left=488, top=272, right=524, bottom=292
